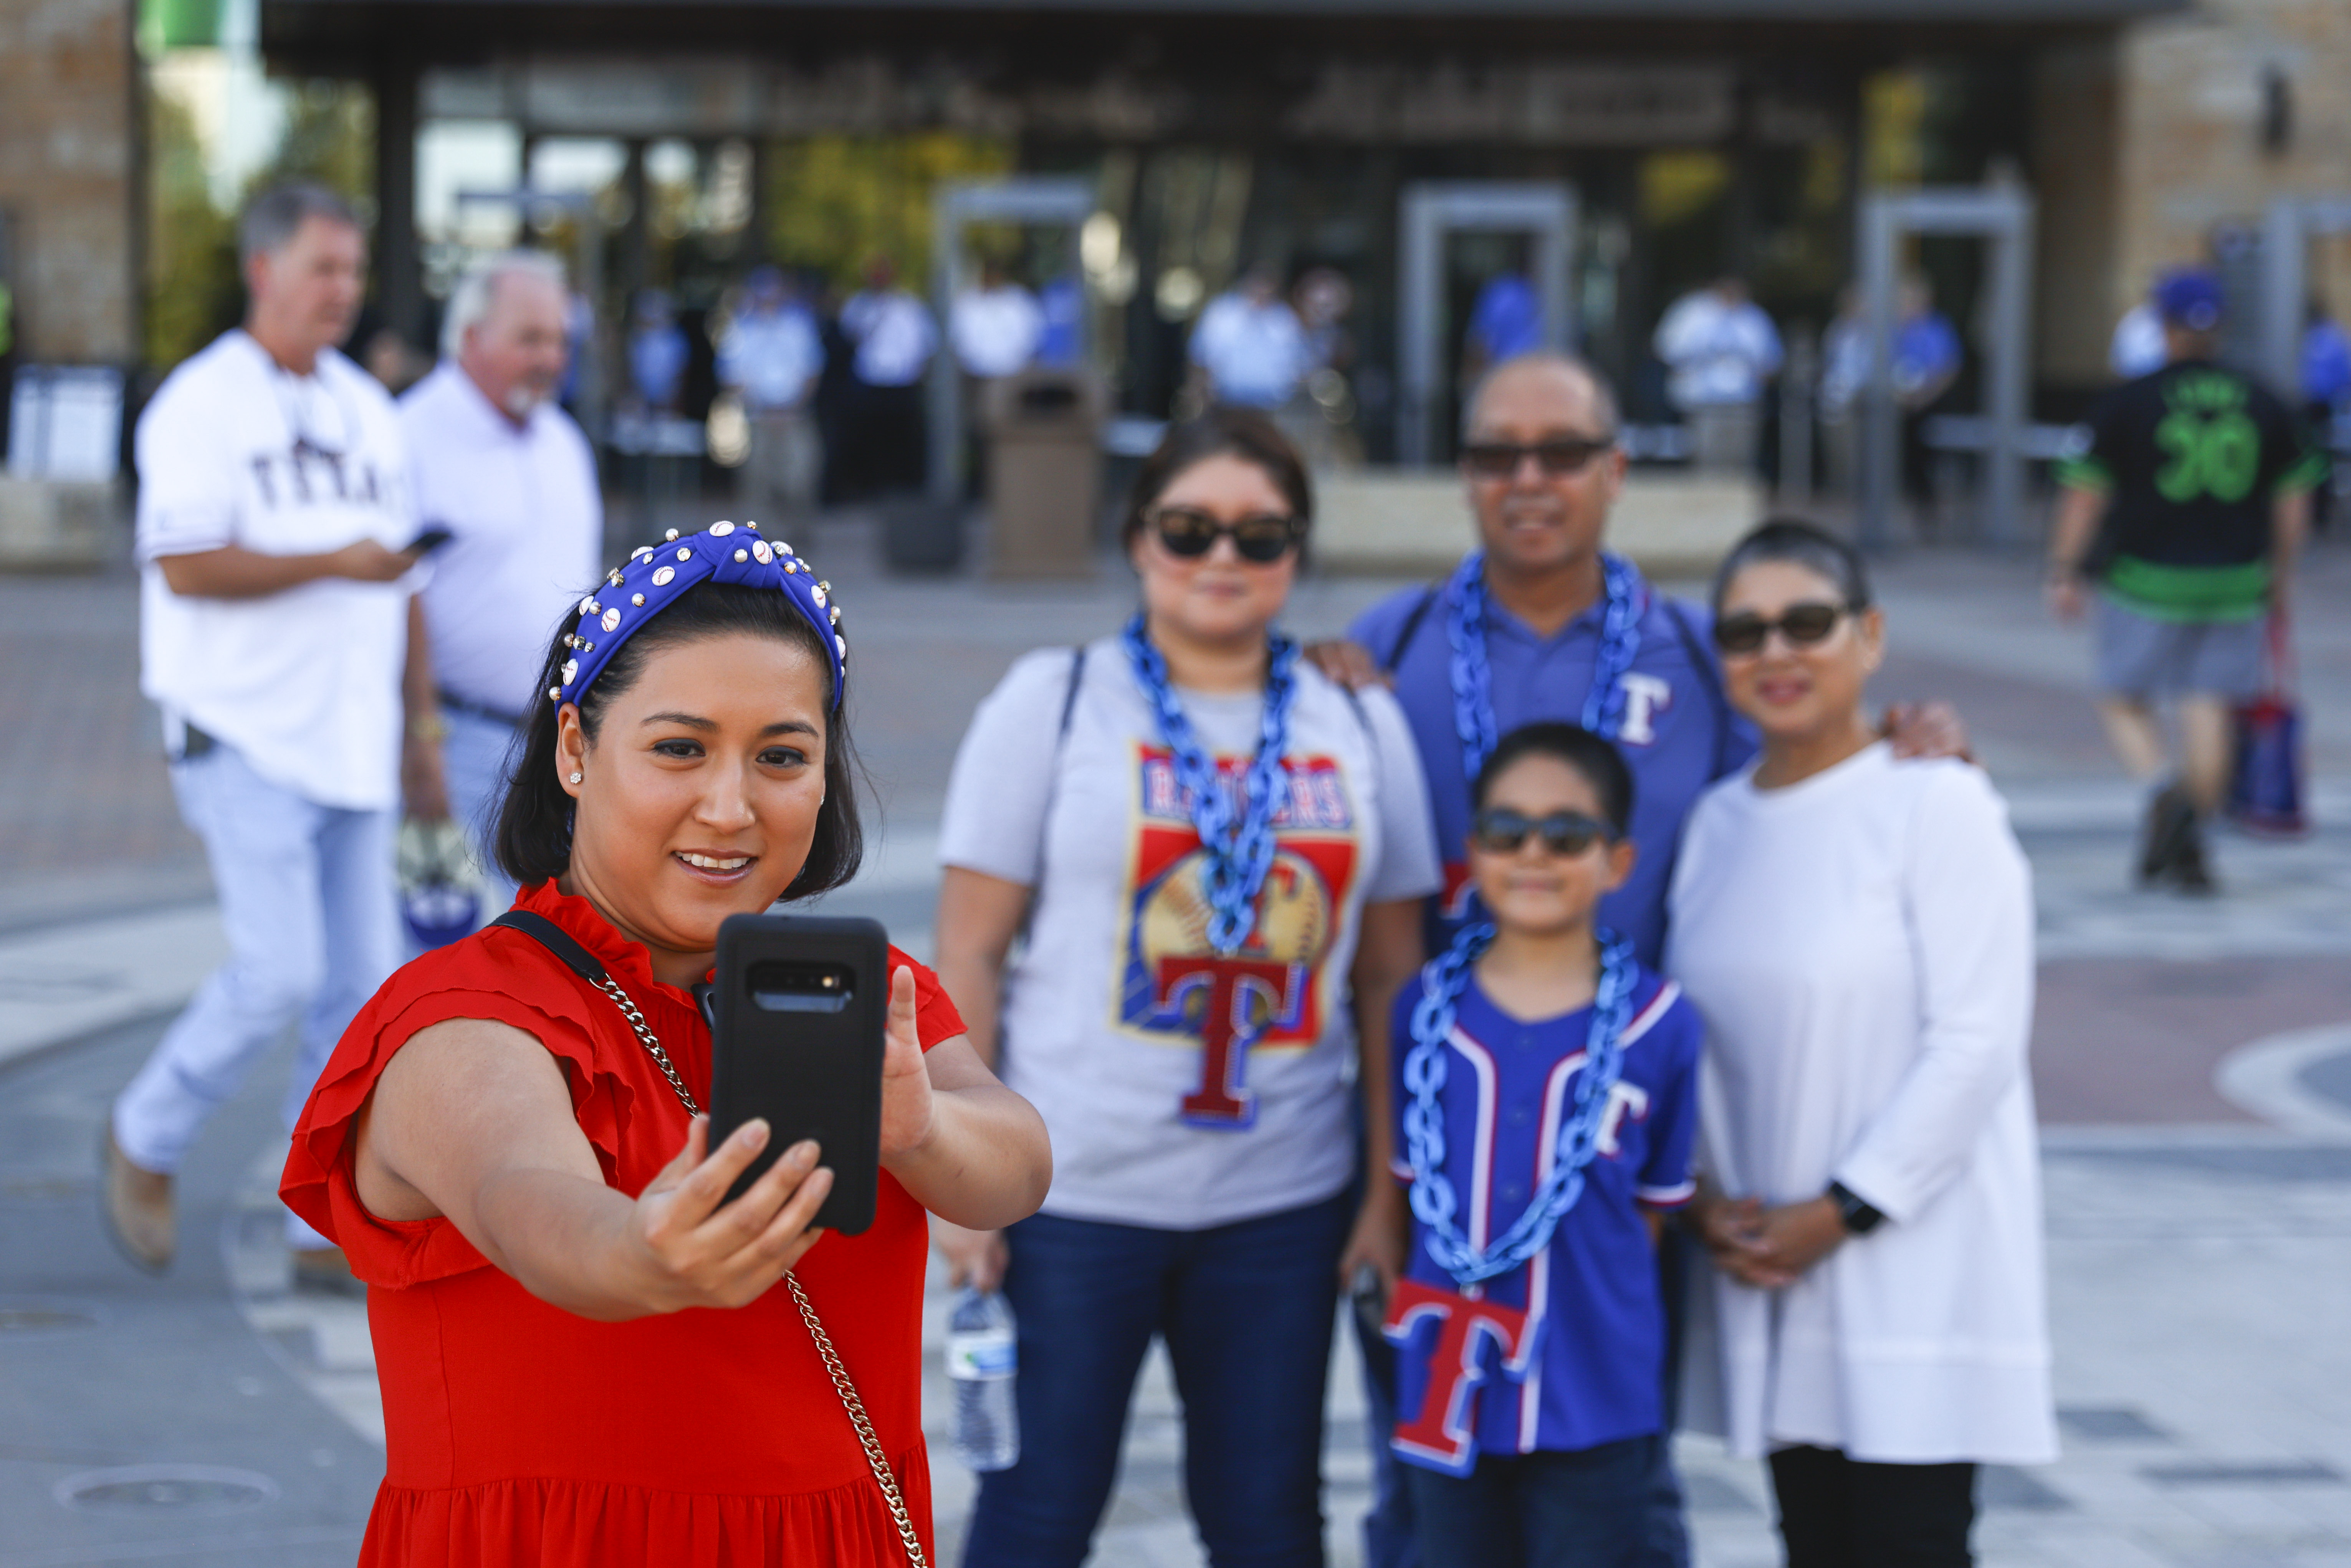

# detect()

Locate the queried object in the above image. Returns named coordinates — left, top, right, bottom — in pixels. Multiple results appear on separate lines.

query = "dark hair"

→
left=1711, top=517, right=1873, bottom=613
left=1122, top=406, right=1314, bottom=557
left=493, top=581, right=864, bottom=898
left=239, top=182, right=361, bottom=266
left=1472, top=723, right=1635, bottom=838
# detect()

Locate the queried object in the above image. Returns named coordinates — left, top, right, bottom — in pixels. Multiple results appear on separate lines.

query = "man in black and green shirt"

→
left=2048, top=268, right=2320, bottom=892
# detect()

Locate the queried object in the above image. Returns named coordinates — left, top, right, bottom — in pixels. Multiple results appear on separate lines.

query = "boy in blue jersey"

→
left=1385, top=723, right=1700, bottom=1568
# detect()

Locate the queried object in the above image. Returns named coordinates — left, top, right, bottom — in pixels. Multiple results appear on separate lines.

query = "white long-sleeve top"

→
left=1665, top=743, right=2058, bottom=1465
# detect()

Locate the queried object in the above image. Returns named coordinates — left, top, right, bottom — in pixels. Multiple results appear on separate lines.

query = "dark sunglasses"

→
left=1471, top=807, right=1616, bottom=858
left=1151, top=506, right=1304, bottom=563
left=1712, top=602, right=1852, bottom=657
left=1461, top=437, right=1616, bottom=479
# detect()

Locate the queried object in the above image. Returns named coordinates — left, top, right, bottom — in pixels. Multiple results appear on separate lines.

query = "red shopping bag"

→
left=2227, top=613, right=2307, bottom=837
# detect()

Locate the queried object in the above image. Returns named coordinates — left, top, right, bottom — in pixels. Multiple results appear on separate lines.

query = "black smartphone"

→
left=708, top=913, right=888, bottom=1236
left=405, top=525, right=456, bottom=556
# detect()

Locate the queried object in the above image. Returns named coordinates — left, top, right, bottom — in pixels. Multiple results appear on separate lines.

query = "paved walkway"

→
left=4, top=521, right=2349, bottom=1566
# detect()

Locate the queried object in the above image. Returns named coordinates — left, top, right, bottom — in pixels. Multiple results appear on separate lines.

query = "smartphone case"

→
left=708, top=913, right=888, bottom=1236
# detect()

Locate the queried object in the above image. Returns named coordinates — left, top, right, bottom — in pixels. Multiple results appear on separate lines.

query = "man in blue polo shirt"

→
left=1322, top=350, right=1962, bottom=1568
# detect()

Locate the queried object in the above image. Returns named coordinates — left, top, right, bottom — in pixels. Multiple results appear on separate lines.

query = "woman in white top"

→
left=1666, top=520, right=2056, bottom=1568
left=933, top=409, right=1441, bottom=1567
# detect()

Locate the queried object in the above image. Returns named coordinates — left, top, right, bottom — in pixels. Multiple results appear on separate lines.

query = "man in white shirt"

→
left=1189, top=264, right=1310, bottom=410
left=950, top=262, right=1045, bottom=380
left=1654, top=276, right=1784, bottom=474
left=719, top=266, right=824, bottom=526
left=401, top=250, right=603, bottom=924
left=106, top=184, right=432, bottom=1281
left=839, top=255, right=937, bottom=497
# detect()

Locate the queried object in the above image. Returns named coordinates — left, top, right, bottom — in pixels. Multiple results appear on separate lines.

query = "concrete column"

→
left=373, top=59, right=423, bottom=349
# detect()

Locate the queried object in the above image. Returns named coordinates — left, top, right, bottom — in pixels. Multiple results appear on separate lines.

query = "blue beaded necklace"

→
left=1400, top=919, right=1639, bottom=1287
left=1120, top=613, right=1300, bottom=955
left=1444, top=550, right=1645, bottom=787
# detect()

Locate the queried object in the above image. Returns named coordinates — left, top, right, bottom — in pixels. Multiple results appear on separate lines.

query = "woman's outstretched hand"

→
left=877, top=966, right=935, bottom=1159
left=622, top=1115, right=834, bottom=1312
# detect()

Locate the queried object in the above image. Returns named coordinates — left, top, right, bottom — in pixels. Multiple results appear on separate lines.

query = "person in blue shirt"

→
left=1386, top=722, right=1700, bottom=1568
left=1315, top=350, right=1966, bottom=1568
left=1464, top=272, right=1547, bottom=385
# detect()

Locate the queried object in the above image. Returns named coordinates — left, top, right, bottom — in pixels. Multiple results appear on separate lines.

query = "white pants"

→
left=113, top=744, right=397, bottom=1245
left=440, top=701, right=523, bottom=920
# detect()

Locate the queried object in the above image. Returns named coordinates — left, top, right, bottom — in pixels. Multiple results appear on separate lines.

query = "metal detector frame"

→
left=927, top=177, right=1094, bottom=504
left=1855, top=182, right=2035, bottom=547
left=1396, top=182, right=1577, bottom=467
left=2259, top=196, right=2351, bottom=404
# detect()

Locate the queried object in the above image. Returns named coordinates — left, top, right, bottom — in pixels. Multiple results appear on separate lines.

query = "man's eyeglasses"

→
left=1150, top=506, right=1304, bottom=564
left=1461, top=437, right=1617, bottom=480
left=1711, top=602, right=1851, bottom=657
left=1470, top=807, right=1617, bottom=858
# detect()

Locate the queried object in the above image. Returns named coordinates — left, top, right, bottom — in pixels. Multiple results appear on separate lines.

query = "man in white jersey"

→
left=401, top=250, right=603, bottom=924
left=105, top=185, right=433, bottom=1284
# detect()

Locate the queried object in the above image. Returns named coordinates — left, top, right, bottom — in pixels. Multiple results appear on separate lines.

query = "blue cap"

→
left=551, top=521, right=845, bottom=712
left=2154, top=269, right=2224, bottom=333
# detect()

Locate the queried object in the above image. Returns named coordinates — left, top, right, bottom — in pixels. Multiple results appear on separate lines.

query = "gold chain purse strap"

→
left=488, top=912, right=930, bottom=1568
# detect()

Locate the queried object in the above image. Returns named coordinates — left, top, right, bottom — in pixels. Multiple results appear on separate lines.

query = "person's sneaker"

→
left=101, top=1127, right=174, bottom=1274
left=291, top=1246, right=366, bottom=1297
left=2138, top=783, right=2197, bottom=888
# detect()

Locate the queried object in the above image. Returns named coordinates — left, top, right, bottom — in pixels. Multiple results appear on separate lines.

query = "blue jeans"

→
left=114, top=744, right=396, bottom=1242
left=438, top=701, right=522, bottom=915
left=1403, top=1436, right=1654, bottom=1568
left=962, top=1193, right=1352, bottom=1568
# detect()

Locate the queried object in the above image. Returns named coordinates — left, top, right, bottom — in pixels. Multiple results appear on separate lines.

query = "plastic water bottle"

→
left=946, top=1287, right=1020, bottom=1471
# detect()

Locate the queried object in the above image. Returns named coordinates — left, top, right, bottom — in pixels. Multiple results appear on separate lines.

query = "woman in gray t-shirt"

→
left=936, top=409, right=1441, bottom=1566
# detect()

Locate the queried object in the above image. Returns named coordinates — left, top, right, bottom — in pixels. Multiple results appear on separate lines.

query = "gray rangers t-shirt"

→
left=938, top=637, right=1442, bottom=1230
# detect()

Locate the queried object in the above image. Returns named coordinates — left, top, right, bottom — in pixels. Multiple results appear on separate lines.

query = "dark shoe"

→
left=2167, top=817, right=2219, bottom=896
left=101, top=1127, right=174, bottom=1274
left=291, top=1245, right=366, bottom=1297
left=2139, top=784, right=2196, bottom=887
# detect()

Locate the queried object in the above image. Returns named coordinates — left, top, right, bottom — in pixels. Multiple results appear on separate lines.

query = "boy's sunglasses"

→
left=1460, top=437, right=1616, bottom=479
left=1151, top=506, right=1304, bottom=563
left=1712, top=602, right=1851, bottom=657
left=1471, top=807, right=1616, bottom=857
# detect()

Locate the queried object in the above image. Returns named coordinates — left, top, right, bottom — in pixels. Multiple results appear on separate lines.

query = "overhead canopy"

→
left=263, top=0, right=2184, bottom=74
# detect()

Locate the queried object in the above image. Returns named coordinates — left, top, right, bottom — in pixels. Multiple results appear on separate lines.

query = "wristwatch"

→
left=1827, top=1181, right=1885, bottom=1236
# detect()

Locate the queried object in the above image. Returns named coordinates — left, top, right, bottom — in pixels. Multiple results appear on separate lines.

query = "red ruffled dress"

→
left=282, top=880, right=963, bottom=1566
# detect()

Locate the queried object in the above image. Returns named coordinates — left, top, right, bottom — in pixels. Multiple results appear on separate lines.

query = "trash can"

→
left=982, top=368, right=1107, bottom=580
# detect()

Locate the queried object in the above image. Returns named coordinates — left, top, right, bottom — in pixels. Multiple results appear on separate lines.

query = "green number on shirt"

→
left=2154, top=410, right=2260, bottom=503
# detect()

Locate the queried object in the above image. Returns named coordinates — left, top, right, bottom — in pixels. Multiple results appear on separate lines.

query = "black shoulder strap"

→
left=1661, top=597, right=1734, bottom=779
left=1381, top=585, right=1442, bottom=674
left=1057, top=644, right=1088, bottom=745
left=489, top=909, right=611, bottom=986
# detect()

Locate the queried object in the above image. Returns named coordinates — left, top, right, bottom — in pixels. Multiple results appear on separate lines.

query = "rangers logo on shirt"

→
left=1116, top=745, right=1360, bottom=1128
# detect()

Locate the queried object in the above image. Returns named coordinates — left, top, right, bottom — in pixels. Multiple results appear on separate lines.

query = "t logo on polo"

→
left=1383, top=1278, right=1539, bottom=1475
left=1119, top=746, right=1360, bottom=1128
left=1616, top=672, right=1673, bottom=746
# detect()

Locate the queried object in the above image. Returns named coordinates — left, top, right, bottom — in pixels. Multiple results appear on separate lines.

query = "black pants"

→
left=1767, top=1447, right=1976, bottom=1568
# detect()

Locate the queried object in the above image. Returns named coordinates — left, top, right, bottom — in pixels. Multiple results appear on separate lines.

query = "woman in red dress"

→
left=281, top=523, right=1052, bottom=1566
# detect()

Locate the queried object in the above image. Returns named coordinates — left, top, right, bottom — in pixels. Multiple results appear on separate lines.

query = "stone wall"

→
left=0, top=0, right=138, bottom=363
left=2112, top=0, right=2351, bottom=335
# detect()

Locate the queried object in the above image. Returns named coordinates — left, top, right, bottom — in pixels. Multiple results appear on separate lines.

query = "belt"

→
left=438, top=688, right=529, bottom=729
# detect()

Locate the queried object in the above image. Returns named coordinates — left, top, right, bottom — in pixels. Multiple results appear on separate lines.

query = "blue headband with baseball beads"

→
left=549, top=520, right=847, bottom=711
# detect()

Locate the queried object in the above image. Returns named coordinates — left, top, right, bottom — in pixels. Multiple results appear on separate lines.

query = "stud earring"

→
left=568, top=771, right=583, bottom=785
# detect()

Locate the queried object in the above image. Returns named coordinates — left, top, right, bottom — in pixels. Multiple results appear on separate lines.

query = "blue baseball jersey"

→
left=1349, top=569, right=1758, bottom=968
left=1386, top=966, right=1701, bottom=1471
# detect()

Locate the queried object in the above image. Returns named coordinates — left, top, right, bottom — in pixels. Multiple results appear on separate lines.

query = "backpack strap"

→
left=1660, top=598, right=1734, bottom=780
left=1057, top=644, right=1088, bottom=744
left=1381, top=585, right=1442, bottom=674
